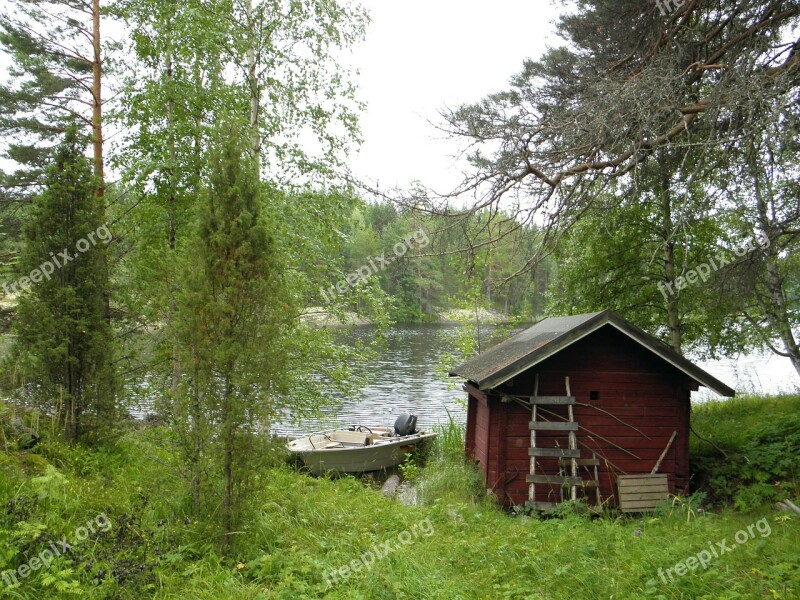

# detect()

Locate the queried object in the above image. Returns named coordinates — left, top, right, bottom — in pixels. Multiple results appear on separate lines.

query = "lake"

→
left=274, top=323, right=800, bottom=435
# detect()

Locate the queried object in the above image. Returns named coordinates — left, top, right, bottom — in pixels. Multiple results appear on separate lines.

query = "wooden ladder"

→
left=558, top=452, right=602, bottom=508
left=526, top=376, right=598, bottom=511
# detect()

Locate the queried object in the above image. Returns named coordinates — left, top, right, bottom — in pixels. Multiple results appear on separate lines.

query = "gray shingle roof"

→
left=448, top=310, right=735, bottom=397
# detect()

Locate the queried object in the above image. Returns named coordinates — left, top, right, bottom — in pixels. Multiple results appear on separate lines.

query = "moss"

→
left=19, top=452, right=51, bottom=476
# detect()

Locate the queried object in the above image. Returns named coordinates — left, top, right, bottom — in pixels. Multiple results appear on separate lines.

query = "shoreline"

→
left=301, top=306, right=511, bottom=327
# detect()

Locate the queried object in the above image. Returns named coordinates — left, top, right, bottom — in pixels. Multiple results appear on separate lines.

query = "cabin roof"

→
left=448, top=309, right=735, bottom=397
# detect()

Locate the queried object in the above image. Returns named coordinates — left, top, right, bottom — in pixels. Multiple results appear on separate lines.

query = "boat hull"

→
left=287, top=429, right=437, bottom=475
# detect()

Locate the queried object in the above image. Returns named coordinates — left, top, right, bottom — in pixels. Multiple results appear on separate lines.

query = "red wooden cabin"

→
left=449, top=310, right=735, bottom=509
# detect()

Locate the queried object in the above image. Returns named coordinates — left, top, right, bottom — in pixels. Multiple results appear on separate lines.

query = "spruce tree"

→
left=176, top=129, right=292, bottom=548
left=5, top=125, right=115, bottom=443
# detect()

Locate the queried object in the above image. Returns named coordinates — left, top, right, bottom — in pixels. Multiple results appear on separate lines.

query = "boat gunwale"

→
left=287, top=428, right=437, bottom=454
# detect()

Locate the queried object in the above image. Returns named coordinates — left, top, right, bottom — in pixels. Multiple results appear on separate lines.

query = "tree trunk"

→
left=246, top=0, right=260, bottom=162
left=750, top=147, right=800, bottom=376
left=221, top=376, right=234, bottom=549
left=660, top=170, right=682, bottom=354
left=91, top=0, right=105, bottom=200
left=191, top=365, right=202, bottom=520
left=166, top=23, right=181, bottom=398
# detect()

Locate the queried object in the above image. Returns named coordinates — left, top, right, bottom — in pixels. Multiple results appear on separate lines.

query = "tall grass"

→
left=1, top=397, right=799, bottom=598
left=430, top=408, right=465, bottom=460
left=0, top=333, right=12, bottom=371
left=691, top=394, right=800, bottom=509
left=415, top=411, right=485, bottom=506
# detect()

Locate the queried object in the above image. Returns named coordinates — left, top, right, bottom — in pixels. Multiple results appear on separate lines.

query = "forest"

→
left=0, top=0, right=799, bottom=597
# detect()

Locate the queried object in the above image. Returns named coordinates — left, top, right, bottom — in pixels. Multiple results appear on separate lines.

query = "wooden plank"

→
left=529, top=447, right=581, bottom=458
left=525, top=476, right=599, bottom=489
left=526, top=373, right=539, bottom=504
left=464, top=382, right=487, bottom=405
left=619, top=500, right=668, bottom=506
left=617, top=473, right=667, bottom=485
left=576, top=480, right=599, bottom=489
left=529, top=396, right=576, bottom=405
left=618, top=478, right=670, bottom=486
left=618, top=479, right=670, bottom=486
left=620, top=500, right=662, bottom=512
left=526, top=474, right=583, bottom=486
left=560, top=458, right=600, bottom=467
left=619, top=485, right=669, bottom=493
left=620, top=500, right=668, bottom=507
left=529, top=421, right=579, bottom=431
left=525, top=501, right=558, bottom=511
left=618, top=472, right=669, bottom=512
left=619, top=492, right=670, bottom=501
left=620, top=487, right=669, bottom=494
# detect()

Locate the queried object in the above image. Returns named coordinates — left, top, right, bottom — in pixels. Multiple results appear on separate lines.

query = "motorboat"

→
left=287, top=414, right=437, bottom=475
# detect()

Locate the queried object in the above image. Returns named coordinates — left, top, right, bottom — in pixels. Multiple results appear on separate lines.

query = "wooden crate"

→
left=617, top=474, right=669, bottom=513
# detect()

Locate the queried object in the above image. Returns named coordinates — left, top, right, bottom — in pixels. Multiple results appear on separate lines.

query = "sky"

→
left=0, top=1, right=566, bottom=192
left=346, top=1, right=565, bottom=195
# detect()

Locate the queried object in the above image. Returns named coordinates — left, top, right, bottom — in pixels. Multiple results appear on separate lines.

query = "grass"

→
left=0, top=333, right=11, bottom=361
left=691, top=394, right=800, bottom=453
left=0, top=396, right=797, bottom=598
left=691, top=394, right=800, bottom=509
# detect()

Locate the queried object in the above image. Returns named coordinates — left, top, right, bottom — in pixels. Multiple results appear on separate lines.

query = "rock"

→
left=396, top=481, right=419, bottom=505
left=776, top=499, right=800, bottom=516
left=382, top=474, right=401, bottom=498
left=11, top=416, right=40, bottom=449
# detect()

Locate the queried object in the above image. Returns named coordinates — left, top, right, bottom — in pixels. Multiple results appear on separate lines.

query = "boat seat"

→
left=328, top=431, right=370, bottom=446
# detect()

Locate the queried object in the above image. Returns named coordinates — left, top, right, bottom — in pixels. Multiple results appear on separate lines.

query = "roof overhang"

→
left=450, top=310, right=735, bottom=397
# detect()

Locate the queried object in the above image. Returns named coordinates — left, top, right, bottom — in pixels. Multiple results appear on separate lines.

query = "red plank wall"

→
left=466, top=325, right=694, bottom=507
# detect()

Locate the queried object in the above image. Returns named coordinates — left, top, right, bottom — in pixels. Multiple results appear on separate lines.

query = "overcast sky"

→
left=346, top=1, right=565, bottom=194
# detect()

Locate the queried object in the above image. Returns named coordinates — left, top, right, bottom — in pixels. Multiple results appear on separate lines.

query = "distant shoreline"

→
left=300, top=306, right=510, bottom=327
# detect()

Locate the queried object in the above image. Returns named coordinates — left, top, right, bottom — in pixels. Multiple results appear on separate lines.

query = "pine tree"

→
left=0, top=0, right=109, bottom=287
left=0, top=0, right=107, bottom=197
left=5, top=125, right=115, bottom=443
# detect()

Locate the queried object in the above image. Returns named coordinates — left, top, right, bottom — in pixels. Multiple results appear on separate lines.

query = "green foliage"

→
left=415, top=419, right=485, bottom=506
left=548, top=175, right=735, bottom=355
left=30, top=465, right=69, bottom=504
left=691, top=395, right=800, bottom=508
left=173, top=130, right=295, bottom=546
left=398, top=454, right=420, bottom=484
left=430, top=411, right=466, bottom=461
left=333, top=200, right=553, bottom=323
left=2, top=126, right=116, bottom=443
left=0, top=411, right=797, bottom=598
left=0, top=0, right=101, bottom=192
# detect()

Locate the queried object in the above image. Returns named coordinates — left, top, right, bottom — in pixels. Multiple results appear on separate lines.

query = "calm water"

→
left=274, top=324, right=799, bottom=435
left=116, top=324, right=798, bottom=433
left=274, top=324, right=507, bottom=436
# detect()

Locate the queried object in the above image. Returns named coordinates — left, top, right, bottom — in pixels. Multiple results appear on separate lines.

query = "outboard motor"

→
left=394, top=414, right=417, bottom=436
